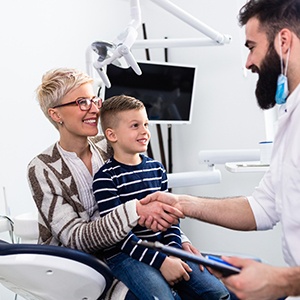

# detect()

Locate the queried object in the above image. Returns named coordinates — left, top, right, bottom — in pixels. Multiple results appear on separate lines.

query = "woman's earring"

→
left=59, top=121, right=63, bottom=125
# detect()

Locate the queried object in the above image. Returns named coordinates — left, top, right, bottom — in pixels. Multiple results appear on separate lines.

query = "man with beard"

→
left=140, top=0, right=300, bottom=299
left=252, top=42, right=281, bottom=110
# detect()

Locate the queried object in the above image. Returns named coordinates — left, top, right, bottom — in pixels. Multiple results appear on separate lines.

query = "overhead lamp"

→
left=90, top=41, right=139, bottom=88
left=86, top=0, right=232, bottom=88
left=91, top=41, right=116, bottom=64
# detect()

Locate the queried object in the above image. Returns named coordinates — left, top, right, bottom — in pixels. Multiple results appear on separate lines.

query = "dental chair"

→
left=0, top=214, right=114, bottom=300
left=0, top=239, right=113, bottom=300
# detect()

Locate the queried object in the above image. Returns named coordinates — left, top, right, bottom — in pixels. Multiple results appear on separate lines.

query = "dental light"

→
left=86, top=0, right=232, bottom=88
left=86, top=0, right=141, bottom=88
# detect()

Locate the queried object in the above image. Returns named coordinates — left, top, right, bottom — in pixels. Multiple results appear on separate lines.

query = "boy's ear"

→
left=105, top=128, right=117, bottom=143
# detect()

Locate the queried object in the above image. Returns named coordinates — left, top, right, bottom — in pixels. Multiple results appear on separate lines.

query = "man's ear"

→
left=278, top=28, right=292, bottom=54
left=105, top=128, right=117, bottom=143
left=48, top=108, right=62, bottom=123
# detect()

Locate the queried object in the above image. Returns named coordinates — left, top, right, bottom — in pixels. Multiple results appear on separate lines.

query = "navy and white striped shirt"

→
left=93, top=154, right=182, bottom=270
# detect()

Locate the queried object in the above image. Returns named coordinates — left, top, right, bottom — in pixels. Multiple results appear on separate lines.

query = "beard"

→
left=254, top=44, right=282, bottom=110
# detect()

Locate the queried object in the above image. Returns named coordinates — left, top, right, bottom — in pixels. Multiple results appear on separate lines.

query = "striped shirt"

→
left=93, top=154, right=182, bottom=270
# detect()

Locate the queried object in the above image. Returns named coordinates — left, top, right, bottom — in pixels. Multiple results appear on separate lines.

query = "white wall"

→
left=0, top=0, right=130, bottom=216
left=0, top=0, right=286, bottom=298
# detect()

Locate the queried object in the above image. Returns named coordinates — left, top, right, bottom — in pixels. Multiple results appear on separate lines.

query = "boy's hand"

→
left=182, top=242, right=205, bottom=271
left=160, top=256, right=192, bottom=286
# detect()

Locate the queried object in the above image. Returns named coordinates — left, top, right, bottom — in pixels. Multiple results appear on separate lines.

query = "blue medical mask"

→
left=275, top=74, right=289, bottom=104
left=275, top=35, right=290, bottom=105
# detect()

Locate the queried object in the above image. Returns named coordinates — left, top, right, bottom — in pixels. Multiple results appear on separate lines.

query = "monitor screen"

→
left=103, top=60, right=197, bottom=124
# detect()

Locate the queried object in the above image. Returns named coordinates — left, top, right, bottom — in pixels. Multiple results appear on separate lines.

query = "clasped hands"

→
left=136, top=191, right=183, bottom=231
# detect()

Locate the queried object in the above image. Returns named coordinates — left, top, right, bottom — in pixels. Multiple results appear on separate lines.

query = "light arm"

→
left=148, top=0, right=231, bottom=44
left=87, top=0, right=232, bottom=88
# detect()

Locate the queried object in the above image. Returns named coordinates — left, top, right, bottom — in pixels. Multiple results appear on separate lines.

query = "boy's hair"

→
left=238, top=0, right=300, bottom=43
left=36, top=68, right=93, bottom=129
left=100, top=95, right=145, bottom=133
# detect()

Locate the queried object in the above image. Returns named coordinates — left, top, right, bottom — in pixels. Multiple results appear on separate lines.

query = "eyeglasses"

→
left=53, top=97, right=102, bottom=111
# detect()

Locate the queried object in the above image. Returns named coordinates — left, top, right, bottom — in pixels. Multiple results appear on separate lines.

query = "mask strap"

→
left=285, top=48, right=291, bottom=76
left=278, top=34, right=290, bottom=76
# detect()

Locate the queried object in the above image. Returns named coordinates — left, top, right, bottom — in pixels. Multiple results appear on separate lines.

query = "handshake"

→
left=136, top=192, right=184, bottom=232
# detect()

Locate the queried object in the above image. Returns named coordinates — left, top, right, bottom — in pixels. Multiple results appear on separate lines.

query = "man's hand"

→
left=136, top=200, right=183, bottom=231
left=140, top=191, right=181, bottom=210
left=160, top=256, right=192, bottom=286
left=216, top=256, right=288, bottom=300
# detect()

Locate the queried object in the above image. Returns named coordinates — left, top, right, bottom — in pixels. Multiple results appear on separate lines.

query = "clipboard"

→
left=138, top=240, right=240, bottom=277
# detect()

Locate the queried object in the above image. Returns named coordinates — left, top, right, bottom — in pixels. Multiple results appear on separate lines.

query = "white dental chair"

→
left=0, top=214, right=114, bottom=300
left=0, top=240, right=113, bottom=300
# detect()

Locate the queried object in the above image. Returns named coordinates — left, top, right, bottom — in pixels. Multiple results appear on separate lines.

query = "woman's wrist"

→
left=125, top=199, right=140, bottom=223
left=135, top=200, right=142, bottom=217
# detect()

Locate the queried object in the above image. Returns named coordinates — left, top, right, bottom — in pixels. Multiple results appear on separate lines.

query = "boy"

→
left=93, top=95, right=230, bottom=299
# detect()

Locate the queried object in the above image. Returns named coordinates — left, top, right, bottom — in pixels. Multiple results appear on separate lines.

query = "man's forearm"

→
left=178, top=195, right=257, bottom=231
left=283, top=266, right=300, bottom=296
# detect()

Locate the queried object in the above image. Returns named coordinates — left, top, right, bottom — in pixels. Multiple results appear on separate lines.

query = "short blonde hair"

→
left=36, top=68, right=93, bottom=129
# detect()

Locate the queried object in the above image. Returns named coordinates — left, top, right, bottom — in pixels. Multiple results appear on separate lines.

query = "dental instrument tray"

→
left=137, top=240, right=240, bottom=277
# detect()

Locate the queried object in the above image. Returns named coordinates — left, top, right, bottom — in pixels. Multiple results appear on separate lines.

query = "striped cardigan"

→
left=27, top=136, right=139, bottom=254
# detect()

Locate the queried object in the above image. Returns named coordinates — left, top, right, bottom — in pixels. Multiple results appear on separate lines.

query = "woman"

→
left=27, top=68, right=196, bottom=299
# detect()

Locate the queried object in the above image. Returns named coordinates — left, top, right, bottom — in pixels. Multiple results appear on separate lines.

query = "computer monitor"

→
left=103, top=60, right=197, bottom=124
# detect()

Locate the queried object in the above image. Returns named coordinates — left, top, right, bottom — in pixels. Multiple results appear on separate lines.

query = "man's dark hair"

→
left=238, top=0, right=300, bottom=42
